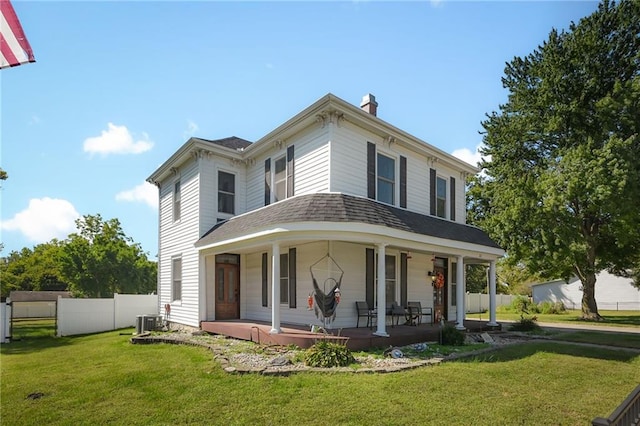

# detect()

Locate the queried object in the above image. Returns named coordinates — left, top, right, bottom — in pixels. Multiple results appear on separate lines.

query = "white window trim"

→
left=217, top=169, right=236, bottom=216
left=173, top=179, right=181, bottom=223
left=376, top=150, right=398, bottom=206
left=436, top=175, right=448, bottom=219
left=171, top=255, right=182, bottom=304
left=272, top=154, right=287, bottom=203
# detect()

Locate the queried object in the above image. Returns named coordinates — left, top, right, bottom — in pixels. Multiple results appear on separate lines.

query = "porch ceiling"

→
left=196, top=193, right=503, bottom=257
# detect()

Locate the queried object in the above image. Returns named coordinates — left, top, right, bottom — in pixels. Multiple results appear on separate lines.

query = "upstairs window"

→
left=436, top=176, right=447, bottom=218
left=173, top=181, right=181, bottom=221
left=218, top=171, right=235, bottom=214
left=274, top=155, right=287, bottom=202
left=377, top=153, right=395, bottom=205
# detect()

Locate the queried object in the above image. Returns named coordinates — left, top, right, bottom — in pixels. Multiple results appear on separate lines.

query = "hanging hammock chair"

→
left=309, top=253, right=344, bottom=323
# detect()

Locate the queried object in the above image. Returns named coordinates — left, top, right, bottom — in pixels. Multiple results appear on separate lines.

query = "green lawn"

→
left=2, top=328, right=639, bottom=425
left=466, top=309, right=640, bottom=328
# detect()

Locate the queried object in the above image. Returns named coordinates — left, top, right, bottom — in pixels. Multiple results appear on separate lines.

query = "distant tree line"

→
left=1, top=214, right=157, bottom=298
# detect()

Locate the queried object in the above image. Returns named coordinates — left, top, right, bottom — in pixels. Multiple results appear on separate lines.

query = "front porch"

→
left=200, top=319, right=499, bottom=351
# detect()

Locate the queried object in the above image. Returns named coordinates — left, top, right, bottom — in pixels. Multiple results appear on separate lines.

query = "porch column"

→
left=270, top=242, right=281, bottom=334
left=488, top=260, right=498, bottom=326
left=456, top=256, right=465, bottom=330
left=373, top=243, right=389, bottom=337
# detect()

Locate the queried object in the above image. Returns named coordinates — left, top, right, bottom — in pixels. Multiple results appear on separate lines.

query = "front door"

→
left=215, top=256, right=240, bottom=320
left=433, top=259, right=447, bottom=323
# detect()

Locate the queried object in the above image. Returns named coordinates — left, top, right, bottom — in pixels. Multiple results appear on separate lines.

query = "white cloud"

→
left=452, top=144, right=486, bottom=168
left=115, top=181, right=158, bottom=209
left=1, top=198, right=80, bottom=243
left=83, top=123, right=153, bottom=156
left=183, top=120, right=199, bottom=139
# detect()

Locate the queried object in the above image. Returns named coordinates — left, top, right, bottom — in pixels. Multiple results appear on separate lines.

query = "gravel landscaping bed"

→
left=131, top=330, right=530, bottom=375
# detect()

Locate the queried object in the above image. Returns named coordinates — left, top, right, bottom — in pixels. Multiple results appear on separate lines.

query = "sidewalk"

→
left=496, top=319, right=640, bottom=334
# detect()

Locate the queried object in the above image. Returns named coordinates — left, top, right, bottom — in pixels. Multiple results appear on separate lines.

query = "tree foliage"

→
left=59, top=214, right=157, bottom=297
left=468, top=0, right=640, bottom=319
left=0, top=241, right=68, bottom=296
left=1, top=214, right=156, bottom=298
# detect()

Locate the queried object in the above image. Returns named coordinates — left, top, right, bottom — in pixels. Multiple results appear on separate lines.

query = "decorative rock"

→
left=269, top=356, right=290, bottom=366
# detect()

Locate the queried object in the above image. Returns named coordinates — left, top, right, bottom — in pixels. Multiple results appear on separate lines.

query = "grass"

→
left=467, top=309, right=640, bottom=327
left=551, top=330, right=640, bottom=349
left=9, top=318, right=56, bottom=339
left=2, top=327, right=639, bottom=425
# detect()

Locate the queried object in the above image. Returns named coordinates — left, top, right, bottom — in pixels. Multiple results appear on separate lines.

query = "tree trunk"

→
left=580, top=272, right=602, bottom=320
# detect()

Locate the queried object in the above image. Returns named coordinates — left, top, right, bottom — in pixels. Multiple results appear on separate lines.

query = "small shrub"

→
left=509, top=315, right=541, bottom=332
left=441, top=324, right=465, bottom=346
left=509, top=296, right=533, bottom=314
left=304, top=341, right=355, bottom=368
left=538, top=301, right=566, bottom=314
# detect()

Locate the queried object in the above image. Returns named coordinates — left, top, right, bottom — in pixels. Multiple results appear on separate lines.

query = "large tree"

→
left=0, top=241, right=68, bottom=297
left=59, top=214, right=157, bottom=298
left=468, top=0, right=640, bottom=320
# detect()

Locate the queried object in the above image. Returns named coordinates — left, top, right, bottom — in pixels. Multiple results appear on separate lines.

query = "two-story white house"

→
left=147, top=93, right=504, bottom=337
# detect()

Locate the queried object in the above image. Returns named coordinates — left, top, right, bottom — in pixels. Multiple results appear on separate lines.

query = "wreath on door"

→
left=433, top=272, right=445, bottom=289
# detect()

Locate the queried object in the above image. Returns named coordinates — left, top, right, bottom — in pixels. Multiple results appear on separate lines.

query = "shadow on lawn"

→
left=455, top=341, right=640, bottom=364
left=554, top=312, right=640, bottom=327
left=0, top=334, right=76, bottom=356
left=1, top=320, right=74, bottom=355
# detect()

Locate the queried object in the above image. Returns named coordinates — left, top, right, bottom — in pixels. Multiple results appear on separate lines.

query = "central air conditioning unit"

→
left=136, top=314, right=161, bottom=334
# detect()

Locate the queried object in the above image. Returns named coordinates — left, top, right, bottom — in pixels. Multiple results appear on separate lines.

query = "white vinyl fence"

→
left=57, top=294, right=158, bottom=337
left=0, top=302, right=10, bottom=343
left=12, top=301, right=57, bottom=318
left=465, top=293, right=521, bottom=314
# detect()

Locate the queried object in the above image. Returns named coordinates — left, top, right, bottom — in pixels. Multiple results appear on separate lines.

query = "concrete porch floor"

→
left=200, top=319, right=498, bottom=350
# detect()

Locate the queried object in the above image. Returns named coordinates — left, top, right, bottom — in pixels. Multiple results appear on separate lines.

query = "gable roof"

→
left=193, top=136, right=252, bottom=151
left=196, top=193, right=501, bottom=251
left=148, top=93, right=479, bottom=186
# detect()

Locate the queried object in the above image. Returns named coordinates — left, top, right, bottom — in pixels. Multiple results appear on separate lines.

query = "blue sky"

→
left=1, top=0, right=599, bottom=258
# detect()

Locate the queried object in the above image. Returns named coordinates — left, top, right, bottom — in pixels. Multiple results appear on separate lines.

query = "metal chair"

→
left=355, top=301, right=377, bottom=328
left=407, top=301, right=433, bottom=325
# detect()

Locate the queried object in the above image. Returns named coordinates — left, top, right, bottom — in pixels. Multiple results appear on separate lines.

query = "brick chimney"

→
left=360, top=93, right=378, bottom=116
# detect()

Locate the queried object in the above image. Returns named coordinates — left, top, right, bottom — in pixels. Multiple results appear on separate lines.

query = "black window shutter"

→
left=365, top=248, right=375, bottom=309
left=288, top=248, right=296, bottom=308
left=264, top=158, right=271, bottom=206
left=429, top=168, right=436, bottom=215
left=287, top=145, right=295, bottom=198
left=400, top=156, right=407, bottom=208
left=400, top=253, right=408, bottom=307
left=367, top=142, right=376, bottom=199
left=261, top=252, right=268, bottom=307
left=450, top=176, right=456, bottom=221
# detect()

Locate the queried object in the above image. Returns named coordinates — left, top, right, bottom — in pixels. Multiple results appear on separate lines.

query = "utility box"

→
left=136, top=314, right=161, bottom=334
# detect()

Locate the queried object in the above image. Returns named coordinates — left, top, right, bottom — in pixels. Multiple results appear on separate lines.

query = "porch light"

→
left=428, top=271, right=437, bottom=283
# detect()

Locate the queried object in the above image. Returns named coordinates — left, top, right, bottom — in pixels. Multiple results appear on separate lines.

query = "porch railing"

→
left=592, top=384, right=640, bottom=426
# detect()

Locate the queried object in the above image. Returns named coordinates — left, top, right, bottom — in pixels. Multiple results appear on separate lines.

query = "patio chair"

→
left=407, top=301, right=433, bottom=325
left=387, top=301, right=407, bottom=327
left=355, top=301, right=377, bottom=329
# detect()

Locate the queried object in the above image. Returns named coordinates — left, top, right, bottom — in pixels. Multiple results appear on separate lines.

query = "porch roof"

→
left=196, top=193, right=501, bottom=251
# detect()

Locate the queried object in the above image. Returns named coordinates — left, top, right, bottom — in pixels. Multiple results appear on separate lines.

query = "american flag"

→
left=1, top=0, right=35, bottom=69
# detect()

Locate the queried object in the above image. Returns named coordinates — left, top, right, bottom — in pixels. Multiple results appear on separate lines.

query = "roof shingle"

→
left=196, top=193, right=501, bottom=250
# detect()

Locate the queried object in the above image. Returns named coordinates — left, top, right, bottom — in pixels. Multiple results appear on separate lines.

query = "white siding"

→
left=158, top=159, right=201, bottom=327
left=245, top=125, right=330, bottom=212
left=199, top=155, right=247, bottom=236
left=330, top=121, right=468, bottom=223
left=240, top=242, right=438, bottom=329
left=329, top=122, right=372, bottom=197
